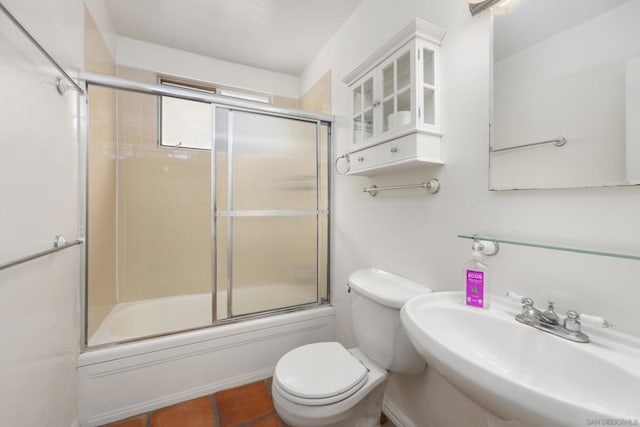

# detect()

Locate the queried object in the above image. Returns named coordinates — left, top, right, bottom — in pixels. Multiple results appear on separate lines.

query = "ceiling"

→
left=102, top=0, right=363, bottom=75
left=494, top=0, right=631, bottom=61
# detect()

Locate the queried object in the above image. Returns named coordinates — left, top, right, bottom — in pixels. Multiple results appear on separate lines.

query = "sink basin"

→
left=401, top=292, right=640, bottom=426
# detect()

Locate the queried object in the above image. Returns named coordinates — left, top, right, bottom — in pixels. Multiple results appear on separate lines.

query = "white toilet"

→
left=272, top=268, right=431, bottom=426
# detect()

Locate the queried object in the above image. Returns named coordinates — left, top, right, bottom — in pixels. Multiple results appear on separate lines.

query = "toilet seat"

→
left=274, top=342, right=369, bottom=406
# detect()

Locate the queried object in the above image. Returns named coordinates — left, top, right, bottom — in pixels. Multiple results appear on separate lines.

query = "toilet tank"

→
left=348, top=268, right=431, bottom=374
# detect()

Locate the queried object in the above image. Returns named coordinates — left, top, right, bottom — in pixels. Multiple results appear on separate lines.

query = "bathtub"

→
left=79, top=291, right=333, bottom=426
left=89, top=283, right=319, bottom=346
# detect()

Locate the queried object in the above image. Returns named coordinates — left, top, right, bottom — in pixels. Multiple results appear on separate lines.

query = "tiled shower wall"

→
left=115, top=66, right=213, bottom=302
left=85, top=8, right=117, bottom=337
left=299, top=70, right=331, bottom=114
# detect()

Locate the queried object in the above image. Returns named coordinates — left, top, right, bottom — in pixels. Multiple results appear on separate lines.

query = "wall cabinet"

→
left=342, top=19, right=446, bottom=176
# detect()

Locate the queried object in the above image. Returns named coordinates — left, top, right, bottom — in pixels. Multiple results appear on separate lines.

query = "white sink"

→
left=400, top=292, right=640, bottom=426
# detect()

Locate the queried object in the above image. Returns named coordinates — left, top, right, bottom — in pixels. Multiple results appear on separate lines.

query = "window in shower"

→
left=85, top=79, right=329, bottom=347
left=159, top=78, right=271, bottom=150
left=160, top=96, right=212, bottom=149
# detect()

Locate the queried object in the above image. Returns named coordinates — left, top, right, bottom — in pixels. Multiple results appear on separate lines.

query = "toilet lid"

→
left=274, top=342, right=368, bottom=400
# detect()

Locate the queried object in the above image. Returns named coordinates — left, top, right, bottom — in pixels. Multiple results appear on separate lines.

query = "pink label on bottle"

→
left=466, top=269, right=484, bottom=308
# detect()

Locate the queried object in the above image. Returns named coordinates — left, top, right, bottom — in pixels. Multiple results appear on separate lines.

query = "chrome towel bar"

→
left=490, top=137, right=567, bottom=153
left=363, top=179, right=440, bottom=197
left=0, top=235, right=84, bottom=272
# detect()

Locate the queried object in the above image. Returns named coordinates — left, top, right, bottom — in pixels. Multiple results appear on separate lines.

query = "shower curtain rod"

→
left=79, top=72, right=334, bottom=123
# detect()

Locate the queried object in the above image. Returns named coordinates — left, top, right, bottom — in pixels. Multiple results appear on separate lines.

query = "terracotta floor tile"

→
left=103, top=414, right=147, bottom=427
left=216, top=380, right=275, bottom=427
left=150, top=396, right=215, bottom=427
left=249, top=415, right=282, bottom=427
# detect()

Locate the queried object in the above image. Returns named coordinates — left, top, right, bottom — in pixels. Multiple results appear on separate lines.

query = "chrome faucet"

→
left=516, top=297, right=560, bottom=326
left=506, top=292, right=612, bottom=343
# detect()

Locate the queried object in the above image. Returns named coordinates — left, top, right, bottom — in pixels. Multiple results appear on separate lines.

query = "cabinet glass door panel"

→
left=423, top=48, right=435, bottom=86
left=352, top=75, right=376, bottom=145
left=383, top=98, right=394, bottom=133
left=362, top=77, right=375, bottom=142
left=422, top=47, right=436, bottom=127
left=398, top=89, right=411, bottom=114
left=383, top=63, right=394, bottom=98
left=353, top=116, right=363, bottom=145
left=397, top=51, right=411, bottom=91
left=363, top=108, right=374, bottom=140
left=382, top=62, right=395, bottom=133
left=353, top=86, right=362, bottom=115
left=363, top=77, right=374, bottom=110
left=380, top=46, right=414, bottom=135
left=423, top=88, right=435, bottom=125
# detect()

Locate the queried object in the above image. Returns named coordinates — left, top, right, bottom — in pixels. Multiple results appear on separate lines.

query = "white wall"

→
left=302, top=0, right=640, bottom=425
left=0, top=0, right=84, bottom=426
left=84, top=0, right=117, bottom=57
left=116, top=36, right=300, bottom=99
left=492, top=1, right=640, bottom=189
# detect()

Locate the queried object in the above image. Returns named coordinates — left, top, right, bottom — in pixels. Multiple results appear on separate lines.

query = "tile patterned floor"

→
left=103, top=378, right=286, bottom=427
left=102, top=377, right=395, bottom=427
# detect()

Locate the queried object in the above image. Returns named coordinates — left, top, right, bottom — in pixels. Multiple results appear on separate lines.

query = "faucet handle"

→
left=506, top=291, right=532, bottom=305
left=565, top=310, right=613, bottom=331
left=564, top=310, right=582, bottom=332
left=506, top=292, right=535, bottom=311
left=579, top=313, right=613, bottom=329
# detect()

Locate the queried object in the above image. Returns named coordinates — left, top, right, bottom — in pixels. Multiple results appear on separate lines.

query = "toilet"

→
left=272, top=268, right=431, bottom=426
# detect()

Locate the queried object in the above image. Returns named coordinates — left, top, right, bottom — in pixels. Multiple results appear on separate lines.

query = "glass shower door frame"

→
left=80, top=71, right=332, bottom=349
left=211, top=106, right=330, bottom=324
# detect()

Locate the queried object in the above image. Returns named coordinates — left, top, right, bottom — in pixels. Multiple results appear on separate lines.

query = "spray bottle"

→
left=464, top=242, right=489, bottom=308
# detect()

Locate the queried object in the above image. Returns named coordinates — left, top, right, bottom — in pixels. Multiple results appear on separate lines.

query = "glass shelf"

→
left=458, top=234, right=640, bottom=261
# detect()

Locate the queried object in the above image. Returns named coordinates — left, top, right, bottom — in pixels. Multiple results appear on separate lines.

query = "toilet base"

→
left=273, top=380, right=387, bottom=427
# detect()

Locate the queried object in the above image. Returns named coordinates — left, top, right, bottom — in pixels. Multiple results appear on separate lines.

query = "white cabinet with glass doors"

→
left=343, top=19, right=446, bottom=176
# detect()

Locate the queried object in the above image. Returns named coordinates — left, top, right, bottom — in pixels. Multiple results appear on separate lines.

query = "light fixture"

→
left=468, top=0, right=518, bottom=16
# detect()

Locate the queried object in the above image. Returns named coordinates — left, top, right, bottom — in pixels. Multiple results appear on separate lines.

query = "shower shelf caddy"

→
left=340, top=18, right=447, bottom=176
left=458, top=234, right=640, bottom=261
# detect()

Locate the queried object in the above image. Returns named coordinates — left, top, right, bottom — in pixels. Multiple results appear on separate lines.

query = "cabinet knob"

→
left=357, top=156, right=365, bottom=162
left=390, top=147, right=398, bottom=153
left=373, top=100, right=381, bottom=107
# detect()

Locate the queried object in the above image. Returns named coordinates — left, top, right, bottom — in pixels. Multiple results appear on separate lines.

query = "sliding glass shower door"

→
left=213, top=108, right=329, bottom=320
left=85, top=78, right=330, bottom=347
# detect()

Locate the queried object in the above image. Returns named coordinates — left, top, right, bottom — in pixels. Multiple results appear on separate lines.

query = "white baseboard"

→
left=383, top=397, right=423, bottom=427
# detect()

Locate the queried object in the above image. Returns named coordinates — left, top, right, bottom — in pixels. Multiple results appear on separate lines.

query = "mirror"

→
left=490, top=0, right=640, bottom=190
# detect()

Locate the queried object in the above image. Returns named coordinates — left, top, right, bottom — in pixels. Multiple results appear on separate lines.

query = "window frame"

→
left=157, top=76, right=273, bottom=150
